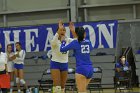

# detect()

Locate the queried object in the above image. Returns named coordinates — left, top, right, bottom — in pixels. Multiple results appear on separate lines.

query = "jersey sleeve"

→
left=60, top=40, right=76, bottom=52
left=115, top=62, right=121, bottom=68
left=50, top=33, right=59, bottom=46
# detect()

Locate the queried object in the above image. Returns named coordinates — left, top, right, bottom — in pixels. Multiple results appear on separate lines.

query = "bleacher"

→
left=24, top=51, right=51, bottom=86
left=23, top=48, right=116, bottom=89
left=90, top=48, right=116, bottom=88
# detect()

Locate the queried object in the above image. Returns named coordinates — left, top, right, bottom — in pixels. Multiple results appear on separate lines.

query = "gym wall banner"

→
left=0, top=20, right=118, bottom=52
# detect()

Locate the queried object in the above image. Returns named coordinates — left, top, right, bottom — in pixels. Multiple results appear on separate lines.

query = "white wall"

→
left=0, top=0, right=3, bottom=12
left=88, top=5, right=133, bottom=21
left=87, top=0, right=136, bottom=5
left=0, top=0, right=69, bottom=26
left=7, top=0, right=68, bottom=11
left=7, top=10, right=68, bottom=26
left=0, top=15, right=3, bottom=26
left=78, top=0, right=140, bottom=22
left=137, top=5, right=140, bottom=19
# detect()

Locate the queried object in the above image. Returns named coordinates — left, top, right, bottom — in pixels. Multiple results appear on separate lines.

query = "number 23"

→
left=81, top=45, right=90, bottom=53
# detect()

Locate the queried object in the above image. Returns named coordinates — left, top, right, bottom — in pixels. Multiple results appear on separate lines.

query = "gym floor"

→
left=36, top=88, right=140, bottom=93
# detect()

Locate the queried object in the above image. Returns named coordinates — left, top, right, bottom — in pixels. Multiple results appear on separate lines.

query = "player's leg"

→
left=19, top=69, right=30, bottom=93
left=86, top=78, right=91, bottom=86
left=50, top=61, right=61, bottom=93
left=86, top=66, right=93, bottom=91
left=7, top=62, right=14, bottom=93
left=75, top=73, right=87, bottom=93
left=75, top=65, right=93, bottom=93
left=60, top=71, right=68, bottom=93
left=60, top=63, right=68, bottom=93
left=51, top=69, right=61, bottom=93
left=14, top=68, right=21, bottom=93
left=9, top=71, right=14, bottom=93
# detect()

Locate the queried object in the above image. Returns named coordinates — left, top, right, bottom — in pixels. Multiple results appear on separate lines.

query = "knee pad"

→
left=16, top=77, right=19, bottom=83
left=20, top=79, right=26, bottom=85
left=53, top=86, right=61, bottom=93
left=10, top=81, right=14, bottom=86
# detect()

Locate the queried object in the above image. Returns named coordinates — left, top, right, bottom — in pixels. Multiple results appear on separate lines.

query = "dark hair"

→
left=7, top=44, right=12, bottom=49
left=15, top=42, right=22, bottom=48
left=119, top=55, right=125, bottom=59
left=75, top=27, right=85, bottom=43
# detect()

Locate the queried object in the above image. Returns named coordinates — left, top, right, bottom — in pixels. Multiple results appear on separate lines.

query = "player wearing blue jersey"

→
left=60, top=27, right=94, bottom=93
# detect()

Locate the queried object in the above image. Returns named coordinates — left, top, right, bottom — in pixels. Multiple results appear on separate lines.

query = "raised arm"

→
left=69, top=22, right=77, bottom=38
left=60, top=40, right=75, bottom=52
left=51, top=33, right=59, bottom=46
left=51, top=20, right=64, bottom=46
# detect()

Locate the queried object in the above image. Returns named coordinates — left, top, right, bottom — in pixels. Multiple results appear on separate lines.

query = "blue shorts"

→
left=14, top=64, right=24, bottom=69
left=76, top=65, right=94, bottom=79
left=50, top=61, right=68, bottom=71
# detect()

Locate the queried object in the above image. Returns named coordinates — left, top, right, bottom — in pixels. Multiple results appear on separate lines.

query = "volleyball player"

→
left=11, top=42, right=29, bottom=93
left=6, top=44, right=15, bottom=93
left=60, top=27, right=94, bottom=93
left=50, top=20, right=75, bottom=93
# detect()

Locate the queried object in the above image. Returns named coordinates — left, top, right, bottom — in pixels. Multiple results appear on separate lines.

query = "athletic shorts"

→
left=50, top=61, right=68, bottom=71
left=76, top=65, right=94, bottom=79
left=14, top=64, right=24, bottom=69
left=7, top=62, right=14, bottom=72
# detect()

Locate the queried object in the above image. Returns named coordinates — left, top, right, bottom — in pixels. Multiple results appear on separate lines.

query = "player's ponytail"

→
left=75, top=27, right=85, bottom=43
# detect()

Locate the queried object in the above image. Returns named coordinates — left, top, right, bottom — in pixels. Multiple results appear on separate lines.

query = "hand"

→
left=8, top=57, right=13, bottom=61
left=69, top=22, right=75, bottom=32
left=69, top=22, right=77, bottom=38
left=57, top=20, right=64, bottom=36
left=15, top=52, right=19, bottom=57
left=58, top=20, right=64, bottom=29
left=10, top=55, right=16, bottom=60
left=61, top=36, right=66, bottom=42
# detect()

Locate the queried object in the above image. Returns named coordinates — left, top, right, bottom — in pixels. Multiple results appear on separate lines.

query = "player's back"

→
left=73, top=39, right=93, bottom=67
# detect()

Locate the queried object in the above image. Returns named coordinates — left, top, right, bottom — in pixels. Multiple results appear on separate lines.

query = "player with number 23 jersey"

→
left=60, top=39, right=94, bottom=79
